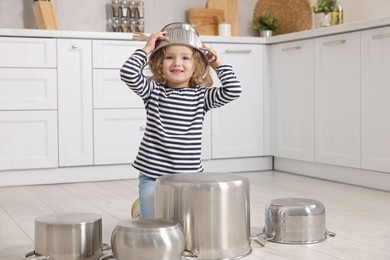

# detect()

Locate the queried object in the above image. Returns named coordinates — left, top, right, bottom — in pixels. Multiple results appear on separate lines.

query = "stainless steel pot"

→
left=263, top=198, right=335, bottom=244
left=155, top=172, right=251, bottom=260
left=101, top=218, right=186, bottom=260
left=25, top=212, right=105, bottom=260
left=150, top=22, right=217, bottom=64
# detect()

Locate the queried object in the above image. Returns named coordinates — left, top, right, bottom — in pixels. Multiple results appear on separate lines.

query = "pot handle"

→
left=24, top=250, right=51, bottom=260
left=250, top=227, right=275, bottom=247
left=326, top=230, right=336, bottom=237
left=199, top=47, right=217, bottom=64
left=99, top=254, right=116, bottom=260
left=102, top=242, right=111, bottom=251
left=181, top=250, right=198, bottom=259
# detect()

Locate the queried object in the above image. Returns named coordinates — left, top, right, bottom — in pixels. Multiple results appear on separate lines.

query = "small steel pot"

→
left=25, top=212, right=105, bottom=260
left=101, top=218, right=186, bottom=260
left=262, top=198, right=335, bottom=244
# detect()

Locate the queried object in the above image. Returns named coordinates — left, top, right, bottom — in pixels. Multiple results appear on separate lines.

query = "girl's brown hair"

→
left=148, top=45, right=213, bottom=88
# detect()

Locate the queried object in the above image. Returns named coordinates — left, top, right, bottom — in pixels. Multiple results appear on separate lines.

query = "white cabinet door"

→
left=92, top=40, right=144, bottom=68
left=93, top=69, right=144, bottom=109
left=0, top=111, right=58, bottom=170
left=361, top=26, right=390, bottom=172
left=94, top=109, right=146, bottom=165
left=271, top=39, right=315, bottom=161
left=58, top=39, right=93, bottom=166
left=0, top=37, right=56, bottom=68
left=314, top=32, right=361, bottom=168
left=0, top=68, right=57, bottom=110
left=210, top=43, right=264, bottom=159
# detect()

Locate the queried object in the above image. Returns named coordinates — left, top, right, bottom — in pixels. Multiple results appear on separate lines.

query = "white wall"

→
left=1, top=0, right=390, bottom=36
left=309, top=0, right=390, bottom=24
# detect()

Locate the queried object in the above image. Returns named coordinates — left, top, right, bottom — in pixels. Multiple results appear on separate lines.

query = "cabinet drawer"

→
left=94, top=109, right=146, bottom=165
left=93, top=69, right=144, bottom=108
left=0, top=68, right=57, bottom=110
left=93, top=40, right=144, bottom=68
left=0, top=37, right=56, bottom=68
left=0, top=110, right=58, bottom=170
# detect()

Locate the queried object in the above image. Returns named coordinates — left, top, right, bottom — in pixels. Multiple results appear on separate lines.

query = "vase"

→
left=314, top=12, right=333, bottom=28
left=260, top=30, right=273, bottom=38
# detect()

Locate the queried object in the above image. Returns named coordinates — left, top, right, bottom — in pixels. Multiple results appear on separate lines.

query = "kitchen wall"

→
left=1, top=0, right=390, bottom=36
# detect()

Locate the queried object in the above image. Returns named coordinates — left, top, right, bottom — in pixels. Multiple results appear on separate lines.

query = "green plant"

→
left=313, top=0, right=336, bottom=13
left=253, top=11, right=279, bottom=32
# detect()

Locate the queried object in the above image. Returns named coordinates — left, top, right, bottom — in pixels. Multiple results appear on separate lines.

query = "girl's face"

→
left=161, top=45, right=195, bottom=88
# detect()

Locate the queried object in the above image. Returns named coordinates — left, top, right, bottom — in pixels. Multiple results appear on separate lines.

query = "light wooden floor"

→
left=0, top=171, right=389, bottom=260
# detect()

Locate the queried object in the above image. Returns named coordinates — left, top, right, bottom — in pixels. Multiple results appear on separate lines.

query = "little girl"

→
left=120, top=28, right=242, bottom=219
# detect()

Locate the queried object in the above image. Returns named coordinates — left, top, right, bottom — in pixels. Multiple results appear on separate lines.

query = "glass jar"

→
left=120, top=0, right=128, bottom=18
left=129, top=1, right=136, bottom=18
left=137, top=20, right=145, bottom=33
left=137, top=1, right=144, bottom=19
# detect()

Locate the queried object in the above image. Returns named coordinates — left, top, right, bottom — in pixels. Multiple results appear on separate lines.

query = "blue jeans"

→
left=138, top=174, right=156, bottom=219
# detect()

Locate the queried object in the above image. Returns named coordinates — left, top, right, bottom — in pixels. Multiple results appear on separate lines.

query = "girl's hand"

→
left=142, top=31, right=167, bottom=54
left=203, top=44, right=222, bottom=69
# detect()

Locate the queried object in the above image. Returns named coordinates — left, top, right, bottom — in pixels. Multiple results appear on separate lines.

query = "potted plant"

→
left=253, top=11, right=279, bottom=37
left=313, top=0, right=336, bottom=28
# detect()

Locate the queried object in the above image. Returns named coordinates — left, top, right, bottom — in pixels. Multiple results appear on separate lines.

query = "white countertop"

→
left=1, top=16, right=390, bottom=44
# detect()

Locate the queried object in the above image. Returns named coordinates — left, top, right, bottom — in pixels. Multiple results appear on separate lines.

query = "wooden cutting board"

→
left=188, top=8, right=225, bottom=36
left=207, top=0, right=239, bottom=36
left=33, top=0, right=60, bottom=30
left=253, top=0, right=312, bottom=36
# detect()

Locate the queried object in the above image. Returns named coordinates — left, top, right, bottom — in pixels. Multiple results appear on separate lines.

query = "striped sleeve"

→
left=119, top=49, right=154, bottom=101
left=204, top=64, right=242, bottom=110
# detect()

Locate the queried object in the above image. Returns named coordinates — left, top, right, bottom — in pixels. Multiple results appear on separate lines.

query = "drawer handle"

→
left=225, top=49, right=252, bottom=54
left=72, top=44, right=79, bottom=49
left=372, top=33, right=390, bottom=40
left=323, top=40, right=346, bottom=46
left=282, top=46, right=302, bottom=51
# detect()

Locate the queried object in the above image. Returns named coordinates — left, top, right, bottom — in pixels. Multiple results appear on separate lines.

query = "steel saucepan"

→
left=259, top=198, right=336, bottom=245
left=24, top=212, right=108, bottom=260
left=155, top=172, right=252, bottom=260
left=100, top=218, right=187, bottom=260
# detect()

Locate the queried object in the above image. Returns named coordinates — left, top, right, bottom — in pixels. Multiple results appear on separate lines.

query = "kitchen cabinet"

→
left=0, top=37, right=56, bottom=68
left=361, top=26, right=390, bottom=172
left=57, top=39, right=93, bottom=166
left=0, top=37, right=58, bottom=171
left=271, top=39, right=315, bottom=162
left=208, top=43, right=265, bottom=159
left=0, top=33, right=269, bottom=184
left=0, top=111, right=58, bottom=171
left=92, top=40, right=146, bottom=165
left=92, top=40, right=214, bottom=164
left=0, top=68, right=57, bottom=110
left=94, top=109, right=146, bottom=164
left=314, top=32, right=361, bottom=168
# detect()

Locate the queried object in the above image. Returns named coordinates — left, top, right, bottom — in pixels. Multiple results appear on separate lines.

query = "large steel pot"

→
left=101, top=218, right=186, bottom=260
left=25, top=212, right=105, bottom=260
left=263, top=198, right=336, bottom=244
left=155, top=172, right=251, bottom=260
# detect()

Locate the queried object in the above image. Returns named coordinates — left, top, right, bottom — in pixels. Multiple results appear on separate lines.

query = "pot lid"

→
left=35, top=212, right=101, bottom=225
left=115, top=219, right=181, bottom=232
left=156, top=172, right=249, bottom=187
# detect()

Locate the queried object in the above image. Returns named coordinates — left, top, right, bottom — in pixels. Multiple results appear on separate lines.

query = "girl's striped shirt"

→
left=120, top=49, right=241, bottom=178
